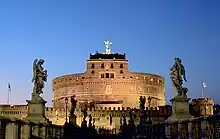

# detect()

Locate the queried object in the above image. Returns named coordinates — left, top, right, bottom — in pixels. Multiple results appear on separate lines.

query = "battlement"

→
left=45, top=105, right=172, bottom=117
left=89, top=53, right=126, bottom=60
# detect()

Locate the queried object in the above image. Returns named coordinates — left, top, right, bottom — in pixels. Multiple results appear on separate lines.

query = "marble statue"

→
left=104, top=40, right=112, bottom=54
left=70, top=95, right=77, bottom=116
left=170, top=57, right=187, bottom=97
left=32, top=59, right=47, bottom=95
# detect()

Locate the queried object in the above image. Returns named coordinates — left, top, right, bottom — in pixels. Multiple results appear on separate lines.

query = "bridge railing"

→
left=143, top=114, right=220, bottom=139
left=0, top=115, right=63, bottom=139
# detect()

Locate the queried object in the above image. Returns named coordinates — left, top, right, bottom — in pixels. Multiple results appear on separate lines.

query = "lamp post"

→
left=56, top=110, right=58, bottom=124
left=148, top=96, right=152, bottom=124
left=65, top=97, right=68, bottom=123
left=205, top=98, right=208, bottom=116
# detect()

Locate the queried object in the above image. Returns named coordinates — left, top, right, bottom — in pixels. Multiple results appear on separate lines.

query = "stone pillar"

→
left=21, top=124, right=31, bottom=139
left=6, top=122, right=18, bottom=139
left=39, top=125, right=47, bottom=139
left=52, top=126, right=56, bottom=138
left=0, top=120, right=7, bottom=139
left=165, top=123, right=171, bottom=138
left=32, top=125, right=40, bottom=137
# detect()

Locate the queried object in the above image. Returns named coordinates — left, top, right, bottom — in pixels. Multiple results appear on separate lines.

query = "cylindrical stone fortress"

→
left=52, top=48, right=165, bottom=109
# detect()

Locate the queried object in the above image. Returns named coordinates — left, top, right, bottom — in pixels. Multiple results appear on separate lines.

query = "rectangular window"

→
left=101, top=63, right=104, bottom=68
left=120, top=64, right=123, bottom=68
left=111, top=63, right=114, bottom=68
left=101, top=74, right=104, bottom=78
left=106, top=73, right=110, bottom=78
left=120, top=70, right=123, bottom=74
left=110, top=73, right=114, bottom=78
left=91, top=64, right=95, bottom=68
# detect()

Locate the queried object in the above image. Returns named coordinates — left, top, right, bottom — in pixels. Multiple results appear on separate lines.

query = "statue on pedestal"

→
left=32, top=59, right=47, bottom=96
left=170, top=57, right=188, bottom=98
left=26, top=59, right=49, bottom=123
left=166, top=57, right=193, bottom=122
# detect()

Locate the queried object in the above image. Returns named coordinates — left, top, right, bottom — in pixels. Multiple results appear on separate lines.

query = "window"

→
left=110, top=73, right=114, bottom=78
left=101, top=63, right=104, bottom=68
left=106, top=73, right=110, bottom=78
left=91, top=70, right=94, bottom=74
left=120, top=70, right=123, bottom=74
left=120, top=64, right=123, bottom=68
left=91, top=64, right=95, bottom=68
left=101, top=74, right=104, bottom=78
left=111, top=63, right=114, bottom=68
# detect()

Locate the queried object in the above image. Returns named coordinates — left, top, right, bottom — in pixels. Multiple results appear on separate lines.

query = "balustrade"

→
left=142, top=114, right=220, bottom=139
left=0, top=115, right=63, bottom=139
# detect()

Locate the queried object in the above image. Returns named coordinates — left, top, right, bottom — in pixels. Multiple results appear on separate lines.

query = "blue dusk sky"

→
left=0, top=0, right=219, bottom=106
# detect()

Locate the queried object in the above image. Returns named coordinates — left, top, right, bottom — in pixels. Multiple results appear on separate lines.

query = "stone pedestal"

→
left=81, top=120, right=87, bottom=128
left=69, top=114, right=77, bottom=125
left=166, top=96, right=193, bottom=122
left=26, top=94, right=50, bottom=123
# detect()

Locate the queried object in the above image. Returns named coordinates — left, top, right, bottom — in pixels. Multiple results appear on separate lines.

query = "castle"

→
left=52, top=41, right=165, bottom=109
left=0, top=41, right=215, bottom=133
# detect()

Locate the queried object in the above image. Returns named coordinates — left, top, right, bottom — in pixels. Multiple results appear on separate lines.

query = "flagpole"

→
left=7, top=83, right=11, bottom=105
left=7, top=89, right=9, bottom=104
left=201, top=85, right=204, bottom=98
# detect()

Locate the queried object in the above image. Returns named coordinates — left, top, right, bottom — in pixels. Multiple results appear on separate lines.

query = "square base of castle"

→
left=165, top=96, right=193, bottom=123
left=26, top=97, right=50, bottom=124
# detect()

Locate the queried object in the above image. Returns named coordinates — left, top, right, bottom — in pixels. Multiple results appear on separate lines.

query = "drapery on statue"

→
left=70, top=95, right=77, bottom=116
left=139, top=96, right=146, bottom=111
left=170, top=57, right=188, bottom=97
left=32, top=59, right=47, bottom=95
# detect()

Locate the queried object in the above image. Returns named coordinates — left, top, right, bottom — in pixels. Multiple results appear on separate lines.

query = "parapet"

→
left=89, top=53, right=126, bottom=60
left=72, top=105, right=172, bottom=117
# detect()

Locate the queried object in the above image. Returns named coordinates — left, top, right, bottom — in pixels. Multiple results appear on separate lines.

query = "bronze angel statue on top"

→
left=170, top=57, right=188, bottom=97
left=32, top=59, right=48, bottom=95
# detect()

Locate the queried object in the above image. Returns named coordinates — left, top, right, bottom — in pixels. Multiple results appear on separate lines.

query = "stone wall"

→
left=0, top=104, right=172, bottom=132
left=191, top=98, right=214, bottom=116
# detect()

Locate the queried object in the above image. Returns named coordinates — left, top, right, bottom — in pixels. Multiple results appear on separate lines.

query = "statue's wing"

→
left=32, top=59, right=38, bottom=82
left=180, top=64, right=187, bottom=82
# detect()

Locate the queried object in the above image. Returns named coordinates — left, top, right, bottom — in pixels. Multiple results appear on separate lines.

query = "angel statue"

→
left=32, top=59, right=48, bottom=95
left=70, top=95, right=77, bottom=116
left=170, top=57, right=187, bottom=97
